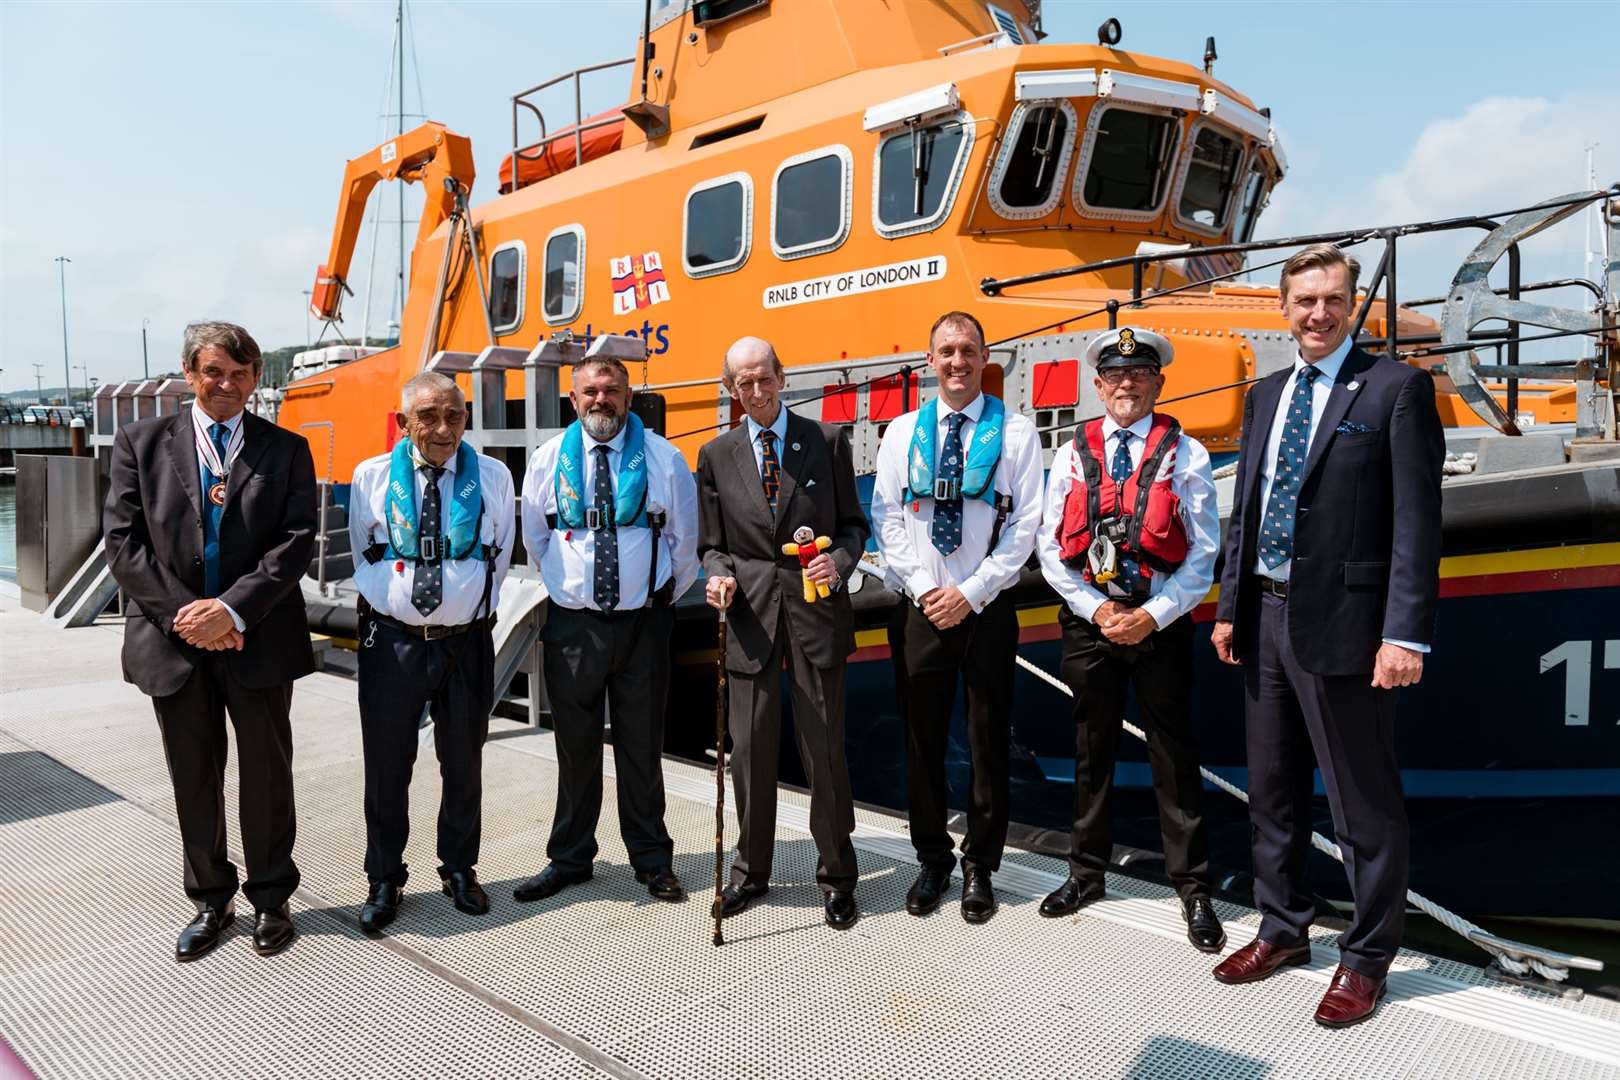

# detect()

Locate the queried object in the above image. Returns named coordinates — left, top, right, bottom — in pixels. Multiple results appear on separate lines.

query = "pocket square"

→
left=804, top=478, right=817, bottom=488
left=1335, top=421, right=1374, bottom=435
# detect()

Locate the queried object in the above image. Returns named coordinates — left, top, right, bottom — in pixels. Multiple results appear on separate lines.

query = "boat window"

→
left=488, top=241, right=525, bottom=334
left=1230, top=160, right=1271, bottom=243
left=542, top=226, right=583, bottom=325
left=1077, top=107, right=1180, bottom=215
left=684, top=172, right=753, bottom=277
left=990, top=100, right=1077, bottom=219
left=874, top=116, right=974, bottom=237
left=772, top=145, right=852, bottom=259
left=1176, top=123, right=1244, bottom=232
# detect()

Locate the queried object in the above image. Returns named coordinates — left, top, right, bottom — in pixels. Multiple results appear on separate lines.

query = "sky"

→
left=1, top=0, right=1616, bottom=395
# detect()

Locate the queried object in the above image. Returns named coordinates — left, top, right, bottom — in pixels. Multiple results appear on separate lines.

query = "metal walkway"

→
left=1, top=601, right=1617, bottom=1079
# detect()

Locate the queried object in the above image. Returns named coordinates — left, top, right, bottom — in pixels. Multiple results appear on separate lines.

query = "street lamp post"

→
left=301, top=289, right=313, bottom=347
left=55, top=256, right=72, bottom=405
left=141, top=318, right=151, bottom=380
left=32, top=363, right=45, bottom=402
left=73, top=364, right=88, bottom=407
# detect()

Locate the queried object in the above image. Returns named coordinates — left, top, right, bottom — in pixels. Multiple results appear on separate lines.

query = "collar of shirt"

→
left=1293, top=334, right=1353, bottom=382
left=190, top=400, right=243, bottom=436
left=1100, top=412, right=1154, bottom=446
left=935, top=392, right=984, bottom=436
left=744, top=403, right=788, bottom=448
left=406, top=438, right=461, bottom=473
left=585, top=423, right=628, bottom=459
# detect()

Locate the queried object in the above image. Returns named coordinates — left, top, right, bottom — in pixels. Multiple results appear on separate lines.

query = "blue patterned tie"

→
left=202, top=422, right=230, bottom=596
left=1110, top=430, right=1142, bottom=595
left=592, top=445, right=620, bottom=610
left=410, top=465, right=445, bottom=617
left=930, top=411, right=967, bottom=555
left=1258, top=365, right=1322, bottom=569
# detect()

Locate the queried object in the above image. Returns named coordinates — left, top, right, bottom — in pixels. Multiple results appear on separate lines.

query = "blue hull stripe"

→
left=1032, top=758, right=1620, bottom=798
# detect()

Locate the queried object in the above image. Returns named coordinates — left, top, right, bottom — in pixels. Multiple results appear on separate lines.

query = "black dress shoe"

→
left=960, top=869, right=997, bottom=924
left=824, top=890, right=858, bottom=930
left=1039, top=876, right=1105, bottom=918
left=442, top=870, right=490, bottom=915
left=717, top=882, right=768, bottom=918
left=252, top=904, right=295, bottom=957
left=359, top=882, right=403, bottom=934
left=635, top=867, right=686, bottom=902
left=513, top=865, right=592, bottom=903
left=175, top=903, right=234, bottom=962
left=1183, top=895, right=1227, bottom=953
left=905, top=864, right=953, bottom=916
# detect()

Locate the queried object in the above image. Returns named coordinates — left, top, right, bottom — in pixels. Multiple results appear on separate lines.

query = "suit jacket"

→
left=697, top=412, right=870, bottom=674
left=1216, top=348, right=1445, bottom=675
left=104, top=409, right=319, bottom=698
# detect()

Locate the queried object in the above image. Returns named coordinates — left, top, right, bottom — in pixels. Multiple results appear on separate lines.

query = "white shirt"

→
left=1037, top=413, right=1220, bottom=630
left=1252, top=337, right=1429, bottom=652
left=191, top=401, right=246, bottom=631
left=870, top=393, right=1043, bottom=612
left=520, top=423, right=699, bottom=611
left=743, top=404, right=789, bottom=478
left=349, top=446, right=516, bottom=626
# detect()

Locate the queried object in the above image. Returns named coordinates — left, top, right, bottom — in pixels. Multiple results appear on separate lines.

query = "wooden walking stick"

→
left=712, top=583, right=729, bottom=946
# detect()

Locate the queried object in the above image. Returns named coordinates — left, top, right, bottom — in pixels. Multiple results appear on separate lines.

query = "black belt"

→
left=1256, top=576, right=1289, bottom=599
left=363, top=607, right=492, bottom=641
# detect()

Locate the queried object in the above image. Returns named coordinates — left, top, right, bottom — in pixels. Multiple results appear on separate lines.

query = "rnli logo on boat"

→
left=610, top=252, right=670, bottom=316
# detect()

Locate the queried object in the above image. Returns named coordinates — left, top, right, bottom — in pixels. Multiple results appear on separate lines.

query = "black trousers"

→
left=357, top=617, right=493, bottom=886
left=1058, top=609, right=1210, bottom=900
left=542, top=602, right=676, bottom=875
left=728, top=610, right=858, bottom=892
left=889, top=592, right=1016, bottom=874
left=1245, top=590, right=1409, bottom=978
left=151, top=655, right=299, bottom=913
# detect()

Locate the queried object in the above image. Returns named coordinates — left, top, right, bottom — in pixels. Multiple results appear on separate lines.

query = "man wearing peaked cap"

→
left=1036, top=325, right=1226, bottom=952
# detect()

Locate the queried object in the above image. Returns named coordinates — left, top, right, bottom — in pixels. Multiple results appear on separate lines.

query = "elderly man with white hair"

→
left=347, top=370, right=515, bottom=934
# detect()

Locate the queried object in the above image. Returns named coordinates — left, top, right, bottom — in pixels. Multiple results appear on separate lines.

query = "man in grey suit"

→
left=697, top=337, right=869, bottom=929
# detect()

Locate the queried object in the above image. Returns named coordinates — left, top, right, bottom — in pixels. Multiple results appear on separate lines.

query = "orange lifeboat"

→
left=498, top=110, right=624, bottom=192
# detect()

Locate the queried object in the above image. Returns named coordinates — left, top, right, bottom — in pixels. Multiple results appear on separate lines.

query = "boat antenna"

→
left=639, top=0, right=653, bottom=100
left=1203, top=36, right=1217, bottom=75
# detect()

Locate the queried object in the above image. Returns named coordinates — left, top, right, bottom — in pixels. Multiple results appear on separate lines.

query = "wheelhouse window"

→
left=1177, top=124, right=1244, bottom=232
left=874, top=116, right=973, bottom=237
left=991, top=100, right=1077, bottom=219
left=684, top=173, right=753, bottom=276
left=1077, top=107, right=1180, bottom=216
left=488, top=242, right=524, bottom=333
left=542, top=226, right=583, bottom=324
left=1230, top=160, right=1272, bottom=243
left=772, top=146, right=851, bottom=259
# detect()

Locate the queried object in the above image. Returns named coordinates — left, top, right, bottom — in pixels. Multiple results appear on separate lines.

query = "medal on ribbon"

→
left=192, top=412, right=245, bottom=506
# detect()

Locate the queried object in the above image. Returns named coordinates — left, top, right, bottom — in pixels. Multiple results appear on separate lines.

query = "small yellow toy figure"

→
left=783, top=525, right=833, bottom=603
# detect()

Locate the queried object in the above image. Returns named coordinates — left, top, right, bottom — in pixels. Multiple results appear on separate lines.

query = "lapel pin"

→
left=1347, top=381, right=1360, bottom=391
left=791, top=442, right=801, bottom=451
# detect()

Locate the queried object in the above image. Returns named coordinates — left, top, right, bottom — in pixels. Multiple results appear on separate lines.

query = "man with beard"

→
left=346, top=371, right=515, bottom=932
left=516, top=351, right=698, bottom=904
left=1034, top=327, right=1225, bottom=953
left=103, top=321, right=316, bottom=960
left=697, top=336, right=868, bottom=929
left=871, top=310, right=1043, bottom=924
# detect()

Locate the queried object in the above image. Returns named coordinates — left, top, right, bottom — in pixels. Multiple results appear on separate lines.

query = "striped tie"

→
left=760, top=429, right=781, bottom=514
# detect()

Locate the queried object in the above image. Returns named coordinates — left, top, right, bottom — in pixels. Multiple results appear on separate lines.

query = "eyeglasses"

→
left=1098, top=366, right=1158, bottom=383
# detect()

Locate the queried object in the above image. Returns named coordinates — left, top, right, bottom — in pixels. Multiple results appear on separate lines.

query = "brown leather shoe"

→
left=1314, top=965, right=1387, bottom=1028
left=1212, top=937, right=1311, bottom=984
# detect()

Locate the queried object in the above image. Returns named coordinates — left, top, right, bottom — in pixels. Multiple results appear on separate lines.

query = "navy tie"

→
left=1259, top=365, right=1323, bottom=570
left=1110, top=430, right=1142, bottom=594
left=202, top=422, right=230, bottom=596
left=410, top=465, right=445, bottom=617
left=930, top=411, right=967, bottom=555
left=592, top=444, right=620, bottom=610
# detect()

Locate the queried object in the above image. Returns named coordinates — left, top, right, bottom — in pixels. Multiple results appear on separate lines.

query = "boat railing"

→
left=509, top=57, right=634, bottom=193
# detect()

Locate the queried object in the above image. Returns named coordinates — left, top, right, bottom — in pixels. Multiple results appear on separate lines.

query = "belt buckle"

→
left=419, top=536, right=439, bottom=563
left=933, top=478, right=961, bottom=501
left=585, top=506, right=606, bottom=531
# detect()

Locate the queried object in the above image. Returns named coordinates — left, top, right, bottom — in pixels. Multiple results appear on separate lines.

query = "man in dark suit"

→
left=697, top=336, right=869, bottom=929
left=1210, top=245, right=1444, bottom=1026
left=104, top=321, right=317, bottom=961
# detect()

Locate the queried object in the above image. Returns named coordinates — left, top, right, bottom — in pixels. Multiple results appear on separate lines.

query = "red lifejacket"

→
left=1056, top=415, right=1190, bottom=592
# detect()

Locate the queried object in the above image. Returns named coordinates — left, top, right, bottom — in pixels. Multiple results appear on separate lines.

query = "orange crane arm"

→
left=308, top=121, right=476, bottom=323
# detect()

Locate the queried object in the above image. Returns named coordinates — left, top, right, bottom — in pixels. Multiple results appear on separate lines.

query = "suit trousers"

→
left=889, top=592, right=1016, bottom=874
left=1245, top=591, right=1409, bottom=977
left=542, top=603, right=676, bottom=875
left=728, top=609, right=858, bottom=892
left=1058, top=610, right=1211, bottom=900
left=151, top=655, right=299, bottom=912
left=357, top=617, right=494, bottom=886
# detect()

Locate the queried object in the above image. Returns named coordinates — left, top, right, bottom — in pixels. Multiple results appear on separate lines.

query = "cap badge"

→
left=1117, top=328, right=1137, bottom=356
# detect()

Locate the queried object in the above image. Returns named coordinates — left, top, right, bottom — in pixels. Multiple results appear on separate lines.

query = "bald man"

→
left=697, top=337, right=869, bottom=929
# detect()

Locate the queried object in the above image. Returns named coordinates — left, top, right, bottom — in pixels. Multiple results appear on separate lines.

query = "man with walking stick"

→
left=697, top=336, right=868, bottom=930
